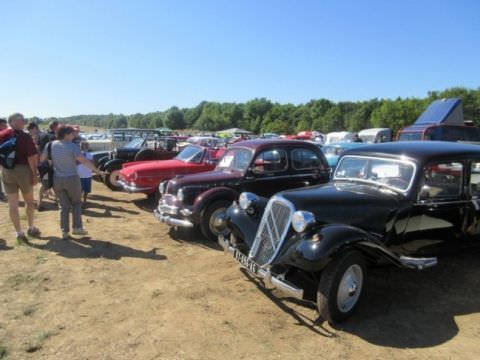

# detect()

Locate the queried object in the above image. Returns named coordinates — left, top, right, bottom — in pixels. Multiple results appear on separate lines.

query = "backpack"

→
left=0, top=134, right=17, bottom=169
left=38, top=142, right=54, bottom=189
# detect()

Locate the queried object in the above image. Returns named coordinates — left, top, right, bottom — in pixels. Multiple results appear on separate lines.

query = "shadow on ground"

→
left=168, top=227, right=222, bottom=251
left=0, top=239, right=13, bottom=251
left=240, top=249, right=480, bottom=348
left=30, top=236, right=166, bottom=261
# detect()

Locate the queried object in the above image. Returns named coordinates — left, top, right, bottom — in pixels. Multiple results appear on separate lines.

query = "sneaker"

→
left=16, top=233, right=29, bottom=246
left=62, top=232, right=70, bottom=240
left=72, top=228, right=88, bottom=236
left=27, top=227, right=41, bottom=238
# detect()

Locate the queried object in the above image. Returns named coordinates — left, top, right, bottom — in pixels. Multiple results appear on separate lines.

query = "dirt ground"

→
left=1, top=182, right=480, bottom=360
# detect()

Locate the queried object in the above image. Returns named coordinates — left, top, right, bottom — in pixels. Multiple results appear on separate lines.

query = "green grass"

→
left=25, top=331, right=57, bottom=353
left=23, top=305, right=38, bottom=317
left=0, top=344, right=7, bottom=359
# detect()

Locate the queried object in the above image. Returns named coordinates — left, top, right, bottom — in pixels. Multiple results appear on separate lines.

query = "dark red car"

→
left=118, top=144, right=226, bottom=197
left=155, top=139, right=330, bottom=241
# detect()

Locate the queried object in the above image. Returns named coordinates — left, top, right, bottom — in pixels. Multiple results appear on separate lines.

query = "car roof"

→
left=345, top=141, right=480, bottom=163
left=324, top=142, right=365, bottom=148
left=231, top=139, right=321, bottom=151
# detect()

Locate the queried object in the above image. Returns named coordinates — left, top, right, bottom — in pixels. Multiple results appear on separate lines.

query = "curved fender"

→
left=225, top=203, right=261, bottom=248
left=192, top=187, right=238, bottom=222
left=278, top=224, right=382, bottom=272
left=97, top=156, right=110, bottom=170
left=104, top=158, right=127, bottom=171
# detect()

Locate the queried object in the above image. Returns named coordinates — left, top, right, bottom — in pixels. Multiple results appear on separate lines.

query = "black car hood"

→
left=168, top=170, right=243, bottom=193
left=279, top=181, right=402, bottom=235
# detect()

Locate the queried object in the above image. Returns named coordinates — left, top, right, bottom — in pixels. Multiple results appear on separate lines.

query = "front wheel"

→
left=104, top=163, right=123, bottom=191
left=200, top=200, right=231, bottom=242
left=317, top=250, right=366, bottom=324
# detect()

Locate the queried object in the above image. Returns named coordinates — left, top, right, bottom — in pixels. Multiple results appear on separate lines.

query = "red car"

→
left=118, top=144, right=226, bottom=197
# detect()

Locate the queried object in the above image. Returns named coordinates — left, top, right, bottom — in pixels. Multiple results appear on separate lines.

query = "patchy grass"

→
left=23, top=304, right=38, bottom=317
left=0, top=344, right=7, bottom=359
left=6, top=274, right=36, bottom=288
left=35, top=254, right=47, bottom=265
left=25, top=331, right=58, bottom=353
left=151, top=289, right=162, bottom=298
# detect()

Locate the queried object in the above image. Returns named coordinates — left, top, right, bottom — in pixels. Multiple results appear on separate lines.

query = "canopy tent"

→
left=216, top=128, right=253, bottom=138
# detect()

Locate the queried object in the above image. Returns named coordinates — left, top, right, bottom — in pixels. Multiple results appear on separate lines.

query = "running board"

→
left=398, top=256, right=437, bottom=270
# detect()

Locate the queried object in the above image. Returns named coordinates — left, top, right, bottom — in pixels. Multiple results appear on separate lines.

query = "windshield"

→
left=323, top=146, right=345, bottom=156
left=359, top=135, right=376, bottom=143
left=216, top=148, right=252, bottom=172
left=175, top=145, right=204, bottom=163
left=398, top=132, right=422, bottom=141
left=124, top=138, right=144, bottom=148
left=334, top=156, right=415, bottom=192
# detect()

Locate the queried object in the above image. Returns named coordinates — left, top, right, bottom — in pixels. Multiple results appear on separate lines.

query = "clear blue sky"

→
left=1, top=0, right=479, bottom=117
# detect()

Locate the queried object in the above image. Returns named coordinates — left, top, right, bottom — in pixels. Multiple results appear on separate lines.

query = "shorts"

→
left=1, top=165, right=33, bottom=195
left=80, top=177, right=92, bottom=194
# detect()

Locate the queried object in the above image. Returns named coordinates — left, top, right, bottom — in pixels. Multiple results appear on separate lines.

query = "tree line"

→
left=39, top=87, right=480, bottom=134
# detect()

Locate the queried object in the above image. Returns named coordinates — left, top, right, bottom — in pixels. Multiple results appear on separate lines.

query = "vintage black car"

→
left=98, top=137, right=179, bottom=190
left=155, top=139, right=330, bottom=241
left=219, top=141, right=480, bottom=323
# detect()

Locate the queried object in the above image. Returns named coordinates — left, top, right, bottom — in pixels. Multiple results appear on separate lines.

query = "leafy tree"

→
left=165, top=106, right=185, bottom=129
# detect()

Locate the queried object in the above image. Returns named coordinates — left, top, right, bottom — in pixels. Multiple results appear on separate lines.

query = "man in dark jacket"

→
left=0, top=118, right=7, bottom=201
left=0, top=113, right=41, bottom=244
left=38, top=120, right=58, bottom=152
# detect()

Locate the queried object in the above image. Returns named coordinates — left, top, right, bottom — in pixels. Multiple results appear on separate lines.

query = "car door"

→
left=241, top=147, right=290, bottom=197
left=403, top=161, right=467, bottom=254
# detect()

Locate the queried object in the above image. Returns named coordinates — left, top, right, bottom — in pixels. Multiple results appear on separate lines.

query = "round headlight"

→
left=292, top=211, right=316, bottom=233
left=238, top=192, right=259, bottom=210
left=177, top=188, right=184, bottom=202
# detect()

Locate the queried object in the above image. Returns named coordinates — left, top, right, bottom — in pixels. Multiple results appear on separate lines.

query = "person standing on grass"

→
left=0, top=118, right=8, bottom=202
left=41, top=125, right=104, bottom=240
left=77, top=141, right=93, bottom=205
left=0, top=113, right=41, bottom=244
left=37, top=120, right=58, bottom=210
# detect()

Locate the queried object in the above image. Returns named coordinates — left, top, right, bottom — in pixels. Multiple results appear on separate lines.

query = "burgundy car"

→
left=155, top=139, right=330, bottom=241
left=117, top=144, right=226, bottom=197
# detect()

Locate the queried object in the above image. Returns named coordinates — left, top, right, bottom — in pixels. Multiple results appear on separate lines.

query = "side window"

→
left=252, top=149, right=288, bottom=174
left=292, top=148, right=322, bottom=170
left=470, top=161, right=480, bottom=196
left=420, top=162, right=463, bottom=200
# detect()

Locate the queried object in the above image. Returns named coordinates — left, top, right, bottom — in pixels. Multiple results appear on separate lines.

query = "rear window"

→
left=292, top=148, right=323, bottom=169
left=398, top=132, right=422, bottom=141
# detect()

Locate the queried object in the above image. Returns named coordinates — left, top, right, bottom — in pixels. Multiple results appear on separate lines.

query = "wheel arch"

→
left=192, top=187, right=239, bottom=222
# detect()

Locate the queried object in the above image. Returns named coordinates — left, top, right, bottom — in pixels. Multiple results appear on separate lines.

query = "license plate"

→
left=234, top=249, right=259, bottom=274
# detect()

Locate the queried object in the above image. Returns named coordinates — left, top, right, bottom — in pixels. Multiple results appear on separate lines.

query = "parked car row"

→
left=135, top=139, right=480, bottom=324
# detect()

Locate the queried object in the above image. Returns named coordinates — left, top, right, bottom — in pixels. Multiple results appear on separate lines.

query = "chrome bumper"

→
left=117, top=179, right=153, bottom=193
left=218, top=234, right=304, bottom=300
left=153, top=208, right=194, bottom=228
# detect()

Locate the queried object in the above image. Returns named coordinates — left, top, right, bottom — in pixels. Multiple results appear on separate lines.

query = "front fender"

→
left=97, top=156, right=110, bottom=170
left=104, top=158, right=126, bottom=171
left=192, top=187, right=238, bottom=222
left=277, top=224, right=382, bottom=272
left=225, top=202, right=264, bottom=248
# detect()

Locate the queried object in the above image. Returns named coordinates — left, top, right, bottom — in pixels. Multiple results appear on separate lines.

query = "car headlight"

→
left=177, top=188, right=184, bottom=202
left=238, top=192, right=259, bottom=211
left=292, top=211, right=316, bottom=233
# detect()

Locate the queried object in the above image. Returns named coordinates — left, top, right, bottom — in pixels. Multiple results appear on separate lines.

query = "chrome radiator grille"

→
left=249, top=196, right=294, bottom=266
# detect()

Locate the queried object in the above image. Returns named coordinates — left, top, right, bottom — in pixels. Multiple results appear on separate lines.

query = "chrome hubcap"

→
left=337, top=264, right=363, bottom=313
left=110, top=170, right=120, bottom=187
left=209, top=208, right=229, bottom=236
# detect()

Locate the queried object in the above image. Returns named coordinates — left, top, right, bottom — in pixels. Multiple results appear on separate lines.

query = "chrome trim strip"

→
left=118, top=179, right=154, bottom=193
